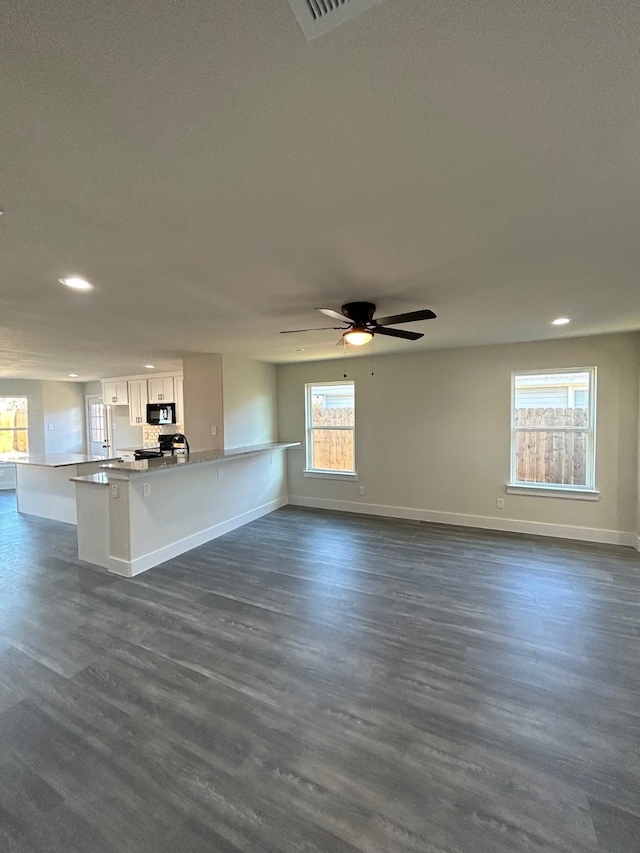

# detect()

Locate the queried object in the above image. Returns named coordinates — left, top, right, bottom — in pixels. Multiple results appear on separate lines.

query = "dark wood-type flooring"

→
left=1, top=489, right=640, bottom=852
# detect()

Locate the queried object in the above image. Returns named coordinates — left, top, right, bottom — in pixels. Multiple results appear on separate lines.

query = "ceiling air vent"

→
left=288, top=0, right=384, bottom=40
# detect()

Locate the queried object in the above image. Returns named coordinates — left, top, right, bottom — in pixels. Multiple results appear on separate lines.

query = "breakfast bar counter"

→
left=74, top=442, right=301, bottom=577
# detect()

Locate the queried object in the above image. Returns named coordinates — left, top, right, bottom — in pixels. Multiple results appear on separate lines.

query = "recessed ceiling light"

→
left=551, top=317, right=571, bottom=326
left=59, top=276, right=94, bottom=291
left=68, top=373, right=79, bottom=378
left=292, top=348, right=305, bottom=353
left=145, top=364, right=155, bottom=369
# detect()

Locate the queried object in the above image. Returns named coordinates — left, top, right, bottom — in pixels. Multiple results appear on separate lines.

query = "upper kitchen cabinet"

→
left=148, top=376, right=175, bottom=403
left=128, top=379, right=149, bottom=426
left=102, top=371, right=182, bottom=423
left=102, top=380, right=128, bottom=406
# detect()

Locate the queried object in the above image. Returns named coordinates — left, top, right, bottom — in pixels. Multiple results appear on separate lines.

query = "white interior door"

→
left=86, top=395, right=113, bottom=458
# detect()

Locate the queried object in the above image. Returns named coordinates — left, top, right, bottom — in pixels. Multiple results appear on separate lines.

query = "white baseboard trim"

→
left=287, top=495, right=636, bottom=548
left=108, top=495, right=288, bottom=577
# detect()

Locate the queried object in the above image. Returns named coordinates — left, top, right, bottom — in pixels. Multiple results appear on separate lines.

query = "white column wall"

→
left=42, top=381, right=86, bottom=454
left=221, top=355, right=277, bottom=449
left=183, top=354, right=224, bottom=452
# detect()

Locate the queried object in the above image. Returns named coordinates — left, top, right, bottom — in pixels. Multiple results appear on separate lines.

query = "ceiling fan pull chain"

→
left=343, top=339, right=348, bottom=378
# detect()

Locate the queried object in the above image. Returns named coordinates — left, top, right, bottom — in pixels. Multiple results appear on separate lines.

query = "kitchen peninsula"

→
left=14, top=453, right=122, bottom=524
left=73, top=442, right=300, bottom=576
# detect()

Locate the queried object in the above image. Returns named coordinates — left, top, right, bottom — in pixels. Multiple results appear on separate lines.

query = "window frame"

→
left=508, top=367, right=598, bottom=497
left=304, top=380, right=357, bottom=478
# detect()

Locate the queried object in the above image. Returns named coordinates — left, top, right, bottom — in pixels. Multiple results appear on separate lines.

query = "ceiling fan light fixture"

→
left=343, top=326, right=373, bottom=346
left=59, top=276, right=94, bottom=291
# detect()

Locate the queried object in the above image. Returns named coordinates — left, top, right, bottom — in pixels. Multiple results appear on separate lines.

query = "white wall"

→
left=277, top=333, right=640, bottom=546
left=222, top=355, right=277, bottom=449
left=0, top=379, right=88, bottom=458
left=41, top=381, right=86, bottom=454
left=1, top=379, right=87, bottom=457
left=183, top=354, right=224, bottom=452
left=83, top=381, right=102, bottom=396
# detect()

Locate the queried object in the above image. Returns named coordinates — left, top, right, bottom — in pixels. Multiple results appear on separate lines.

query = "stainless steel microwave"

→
left=146, top=403, right=176, bottom=425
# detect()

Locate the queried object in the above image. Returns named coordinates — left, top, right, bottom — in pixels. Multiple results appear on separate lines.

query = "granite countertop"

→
left=100, top=442, right=300, bottom=474
left=71, top=472, right=109, bottom=486
left=13, top=453, right=122, bottom=468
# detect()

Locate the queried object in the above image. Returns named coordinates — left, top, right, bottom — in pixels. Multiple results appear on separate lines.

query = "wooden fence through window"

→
left=514, top=407, right=588, bottom=485
left=311, top=407, right=354, bottom=471
left=0, top=406, right=28, bottom=454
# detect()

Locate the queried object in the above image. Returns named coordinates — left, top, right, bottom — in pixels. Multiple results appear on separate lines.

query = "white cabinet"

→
left=102, top=381, right=128, bottom=406
left=102, top=372, right=182, bottom=423
left=174, top=375, right=184, bottom=425
left=128, top=379, right=149, bottom=426
left=148, top=376, right=175, bottom=403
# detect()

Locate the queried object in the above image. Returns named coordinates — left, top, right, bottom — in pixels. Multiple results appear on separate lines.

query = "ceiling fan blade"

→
left=280, top=327, right=345, bottom=334
left=374, top=326, right=423, bottom=341
left=374, top=309, right=436, bottom=326
left=316, top=307, right=352, bottom=324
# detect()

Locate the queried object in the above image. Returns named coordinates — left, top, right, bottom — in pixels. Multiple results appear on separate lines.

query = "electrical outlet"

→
left=111, top=484, right=119, bottom=499
left=217, top=467, right=223, bottom=478
left=211, top=426, right=217, bottom=436
left=358, top=486, right=365, bottom=496
left=270, top=455, right=274, bottom=465
left=47, top=423, right=53, bottom=430
left=143, top=483, right=151, bottom=497
left=496, top=498, right=505, bottom=509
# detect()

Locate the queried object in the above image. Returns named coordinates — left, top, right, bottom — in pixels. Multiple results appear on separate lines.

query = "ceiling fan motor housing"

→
left=342, top=302, right=376, bottom=326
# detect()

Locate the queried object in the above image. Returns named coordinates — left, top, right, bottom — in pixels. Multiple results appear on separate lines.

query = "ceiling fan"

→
left=281, top=302, right=436, bottom=346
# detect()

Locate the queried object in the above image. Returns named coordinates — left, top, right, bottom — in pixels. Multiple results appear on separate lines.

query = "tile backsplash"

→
left=142, top=424, right=184, bottom=446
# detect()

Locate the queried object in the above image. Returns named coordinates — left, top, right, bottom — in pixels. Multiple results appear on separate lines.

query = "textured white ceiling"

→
left=1, top=0, right=639, bottom=380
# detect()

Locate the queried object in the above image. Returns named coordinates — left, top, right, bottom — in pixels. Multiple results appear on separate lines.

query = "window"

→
left=0, top=397, right=29, bottom=460
left=510, top=369, right=596, bottom=493
left=89, top=401, right=107, bottom=444
left=305, top=382, right=355, bottom=474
